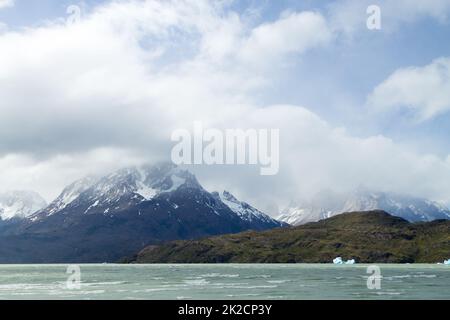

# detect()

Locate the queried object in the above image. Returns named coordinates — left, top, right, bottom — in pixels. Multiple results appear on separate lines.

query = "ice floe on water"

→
left=333, top=257, right=343, bottom=264
left=333, top=257, right=356, bottom=264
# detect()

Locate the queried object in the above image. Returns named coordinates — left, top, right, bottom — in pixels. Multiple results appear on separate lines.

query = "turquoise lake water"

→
left=0, top=264, right=448, bottom=300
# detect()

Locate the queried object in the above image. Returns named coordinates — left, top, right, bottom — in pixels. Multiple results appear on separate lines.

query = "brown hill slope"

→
left=134, top=211, right=450, bottom=263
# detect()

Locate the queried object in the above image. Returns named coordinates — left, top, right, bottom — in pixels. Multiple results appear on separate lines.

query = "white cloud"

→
left=0, top=148, right=148, bottom=200
left=0, top=0, right=14, bottom=9
left=198, top=10, right=332, bottom=72
left=0, top=0, right=334, bottom=201
left=238, top=11, right=332, bottom=67
left=1, top=0, right=450, bottom=213
left=367, top=57, right=450, bottom=122
left=204, top=105, right=450, bottom=212
left=0, top=0, right=333, bottom=157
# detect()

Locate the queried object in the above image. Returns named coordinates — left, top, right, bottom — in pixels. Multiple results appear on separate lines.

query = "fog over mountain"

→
left=0, top=191, right=46, bottom=221
left=0, top=163, right=285, bottom=263
left=1, top=0, right=450, bottom=215
left=278, top=188, right=450, bottom=226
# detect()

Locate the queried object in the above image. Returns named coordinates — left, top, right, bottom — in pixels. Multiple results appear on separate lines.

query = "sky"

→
left=1, top=0, right=450, bottom=214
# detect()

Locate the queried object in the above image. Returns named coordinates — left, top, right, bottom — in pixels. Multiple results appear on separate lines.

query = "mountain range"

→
left=1, top=164, right=450, bottom=263
left=0, top=191, right=47, bottom=222
left=0, top=163, right=284, bottom=263
left=277, top=188, right=450, bottom=226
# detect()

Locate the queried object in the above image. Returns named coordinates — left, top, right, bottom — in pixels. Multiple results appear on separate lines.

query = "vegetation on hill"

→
left=134, top=211, right=450, bottom=263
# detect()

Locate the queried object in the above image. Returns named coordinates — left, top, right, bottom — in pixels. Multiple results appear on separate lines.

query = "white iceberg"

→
left=345, top=259, right=356, bottom=265
left=333, top=257, right=343, bottom=264
left=444, top=259, right=450, bottom=265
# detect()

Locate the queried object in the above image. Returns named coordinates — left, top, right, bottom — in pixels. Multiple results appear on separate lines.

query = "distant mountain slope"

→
left=134, top=211, right=450, bottom=264
left=212, top=191, right=283, bottom=225
left=0, top=163, right=285, bottom=263
left=277, top=188, right=450, bottom=225
left=0, top=191, right=47, bottom=221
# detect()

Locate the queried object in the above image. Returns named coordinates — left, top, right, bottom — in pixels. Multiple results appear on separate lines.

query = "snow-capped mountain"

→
left=278, top=188, right=450, bottom=226
left=0, top=163, right=284, bottom=263
left=0, top=191, right=47, bottom=221
left=39, top=176, right=98, bottom=218
left=213, top=190, right=286, bottom=226
left=33, top=164, right=200, bottom=220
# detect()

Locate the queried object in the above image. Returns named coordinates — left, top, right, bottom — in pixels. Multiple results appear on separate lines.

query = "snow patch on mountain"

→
left=135, top=181, right=158, bottom=200
left=44, top=176, right=98, bottom=216
left=33, top=163, right=197, bottom=219
left=0, top=191, right=47, bottom=221
left=28, top=163, right=286, bottom=233
left=278, top=188, right=450, bottom=226
left=215, top=190, right=283, bottom=225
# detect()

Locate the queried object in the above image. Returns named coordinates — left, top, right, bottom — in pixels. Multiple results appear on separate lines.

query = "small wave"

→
left=83, top=281, right=127, bottom=286
left=385, top=274, right=437, bottom=280
left=200, top=273, right=240, bottom=278
left=143, top=288, right=177, bottom=292
left=183, top=279, right=210, bottom=286
left=226, top=285, right=278, bottom=289
left=244, top=275, right=271, bottom=279
left=48, top=289, right=106, bottom=295
left=375, top=291, right=402, bottom=296
left=0, top=283, right=61, bottom=291
left=267, top=280, right=290, bottom=284
left=226, top=293, right=260, bottom=297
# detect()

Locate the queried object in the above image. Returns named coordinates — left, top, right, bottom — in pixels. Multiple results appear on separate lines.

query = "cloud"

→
left=238, top=11, right=332, bottom=67
left=0, top=0, right=13, bottom=10
left=201, top=105, right=450, bottom=212
left=0, top=0, right=333, bottom=200
left=199, top=10, right=333, bottom=72
left=367, top=57, right=450, bottom=122
left=0, top=148, right=148, bottom=200
left=1, top=0, right=450, bottom=214
left=0, top=0, right=334, bottom=157
left=5, top=102, right=450, bottom=214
